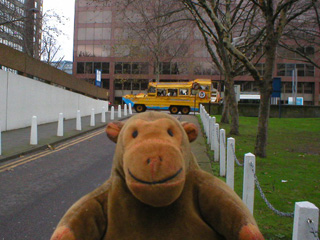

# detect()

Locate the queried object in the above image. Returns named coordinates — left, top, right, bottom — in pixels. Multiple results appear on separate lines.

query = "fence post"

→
left=101, top=107, right=106, bottom=123
left=90, top=108, right=95, bottom=126
left=210, top=117, right=216, bottom=151
left=226, top=137, right=235, bottom=190
left=118, top=105, right=122, bottom=118
left=220, top=129, right=226, bottom=177
left=124, top=104, right=128, bottom=116
left=129, top=103, right=132, bottom=115
left=206, top=112, right=210, bottom=138
left=207, top=117, right=212, bottom=144
left=57, top=113, right=64, bottom=136
left=0, top=123, right=2, bottom=155
left=111, top=106, right=115, bottom=120
left=30, top=116, right=38, bottom=145
left=76, top=110, right=81, bottom=131
left=243, top=153, right=256, bottom=214
left=214, top=123, right=220, bottom=162
left=293, top=201, right=319, bottom=240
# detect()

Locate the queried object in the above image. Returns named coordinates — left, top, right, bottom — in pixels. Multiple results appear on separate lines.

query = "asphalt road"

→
left=0, top=128, right=115, bottom=240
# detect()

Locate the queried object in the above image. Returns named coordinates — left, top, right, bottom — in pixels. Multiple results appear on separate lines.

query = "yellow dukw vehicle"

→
left=122, top=79, right=220, bottom=114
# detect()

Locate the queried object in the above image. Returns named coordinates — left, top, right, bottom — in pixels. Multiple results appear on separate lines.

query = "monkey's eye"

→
left=132, top=130, right=138, bottom=138
left=167, top=129, right=174, bottom=137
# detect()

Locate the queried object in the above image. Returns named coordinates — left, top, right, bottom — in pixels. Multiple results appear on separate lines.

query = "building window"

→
left=157, top=62, right=189, bottom=75
left=114, top=79, right=123, bottom=90
left=115, top=62, right=149, bottom=74
left=304, top=82, right=313, bottom=93
left=77, top=62, right=85, bottom=74
left=278, top=46, right=315, bottom=59
left=77, top=62, right=110, bottom=74
left=85, top=62, right=93, bottom=74
left=256, top=63, right=265, bottom=75
left=141, top=79, right=149, bottom=90
left=114, top=79, right=149, bottom=91
left=277, top=63, right=315, bottom=77
left=101, top=79, right=109, bottom=89
left=194, top=62, right=219, bottom=75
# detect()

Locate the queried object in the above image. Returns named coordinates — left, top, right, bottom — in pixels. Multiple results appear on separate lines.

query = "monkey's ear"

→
left=106, top=121, right=124, bottom=143
left=181, top=122, right=198, bottom=142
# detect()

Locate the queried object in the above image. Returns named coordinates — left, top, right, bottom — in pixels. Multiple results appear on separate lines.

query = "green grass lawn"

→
left=201, top=115, right=320, bottom=240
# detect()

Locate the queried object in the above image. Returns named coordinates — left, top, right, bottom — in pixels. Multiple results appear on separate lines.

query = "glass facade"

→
left=277, top=63, right=315, bottom=77
left=73, top=0, right=319, bottom=105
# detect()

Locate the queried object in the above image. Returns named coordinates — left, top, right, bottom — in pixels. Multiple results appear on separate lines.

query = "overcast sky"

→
left=42, top=0, right=75, bottom=61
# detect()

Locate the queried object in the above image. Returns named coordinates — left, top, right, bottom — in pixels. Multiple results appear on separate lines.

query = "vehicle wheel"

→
left=134, top=104, right=146, bottom=113
left=180, top=106, right=190, bottom=115
left=169, top=106, right=180, bottom=114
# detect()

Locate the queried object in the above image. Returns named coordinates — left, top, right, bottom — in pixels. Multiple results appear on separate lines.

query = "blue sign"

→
left=296, top=97, right=303, bottom=105
left=95, top=69, right=102, bottom=87
left=272, top=77, right=281, bottom=98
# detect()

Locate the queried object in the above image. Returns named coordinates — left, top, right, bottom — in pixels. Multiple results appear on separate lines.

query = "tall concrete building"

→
left=73, top=0, right=319, bottom=105
left=0, top=0, right=43, bottom=59
left=73, top=0, right=217, bottom=104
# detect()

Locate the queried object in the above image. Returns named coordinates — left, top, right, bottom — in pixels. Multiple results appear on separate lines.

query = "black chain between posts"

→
left=307, top=219, right=320, bottom=240
left=201, top=112, right=296, bottom=218
left=249, top=162, right=294, bottom=218
left=230, top=142, right=244, bottom=167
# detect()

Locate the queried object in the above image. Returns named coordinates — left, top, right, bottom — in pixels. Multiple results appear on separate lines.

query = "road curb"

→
left=0, top=115, right=132, bottom=164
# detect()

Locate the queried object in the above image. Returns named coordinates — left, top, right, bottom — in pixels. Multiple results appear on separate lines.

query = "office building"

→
left=0, top=0, right=43, bottom=59
left=73, top=0, right=319, bottom=105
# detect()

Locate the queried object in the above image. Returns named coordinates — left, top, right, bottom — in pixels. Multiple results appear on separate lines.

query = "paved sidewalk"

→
left=0, top=112, right=130, bottom=162
left=179, top=114, right=212, bottom=174
left=0, top=112, right=212, bottom=174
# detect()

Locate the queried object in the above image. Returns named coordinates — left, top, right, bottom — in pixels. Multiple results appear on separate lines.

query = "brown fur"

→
left=51, top=112, right=264, bottom=240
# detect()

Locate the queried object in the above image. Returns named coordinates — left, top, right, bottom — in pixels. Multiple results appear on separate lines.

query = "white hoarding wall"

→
left=0, top=70, right=109, bottom=131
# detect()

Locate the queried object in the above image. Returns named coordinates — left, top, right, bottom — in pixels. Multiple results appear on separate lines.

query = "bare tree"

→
left=0, top=2, right=67, bottom=64
left=183, top=0, right=264, bottom=135
left=40, top=10, right=68, bottom=64
left=115, top=0, right=194, bottom=82
left=224, top=0, right=314, bottom=157
left=183, top=0, right=315, bottom=157
left=278, top=2, right=320, bottom=69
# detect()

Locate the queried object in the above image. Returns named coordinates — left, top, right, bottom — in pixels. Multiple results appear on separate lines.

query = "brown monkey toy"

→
left=51, top=111, right=264, bottom=240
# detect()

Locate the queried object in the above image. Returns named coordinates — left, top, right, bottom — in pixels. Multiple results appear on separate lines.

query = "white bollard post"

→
left=129, top=103, right=132, bottom=115
left=101, top=107, right=106, bottom=123
left=30, top=116, right=38, bottom=145
left=106, top=102, right=109, bottom=112
left=226, top=137, right=235, bottom=190
left=205, top=113, right=210, bottom=138
left=210, top=117, right=216, bottom=151
left=0, top=124, right=2, bottom=155
left=57, top=113, right=64, bottom=137
left=111, top=106, right=115, bottom=120
left=214, top=123, right=219, bottom=162
left=124, top=104, right=127, bottom=116
left=207, top=116, right=212, bottom=145
left=76, top=110, right=81, bottom=131
left=220, top=129, right=226, bottom=177
left=243, top=153, right=256, bottom=214
left=90, top=108, right=95, bottom=126
left=293, top=201, right=319, bottom=240
left=118, top=105, right=121, bottom=118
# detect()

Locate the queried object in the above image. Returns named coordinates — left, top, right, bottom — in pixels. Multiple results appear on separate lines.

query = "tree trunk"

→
left=254, top=31, right=277, bottom=157
left=224, top=74, right=239, bottom=135
left=254, top=82, right=271, bottom=157
left=220, top=88, right=230, bottom=123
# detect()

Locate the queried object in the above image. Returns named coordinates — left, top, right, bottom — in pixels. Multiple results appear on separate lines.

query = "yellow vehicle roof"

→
left=149, top=79, right=211, bottom=89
